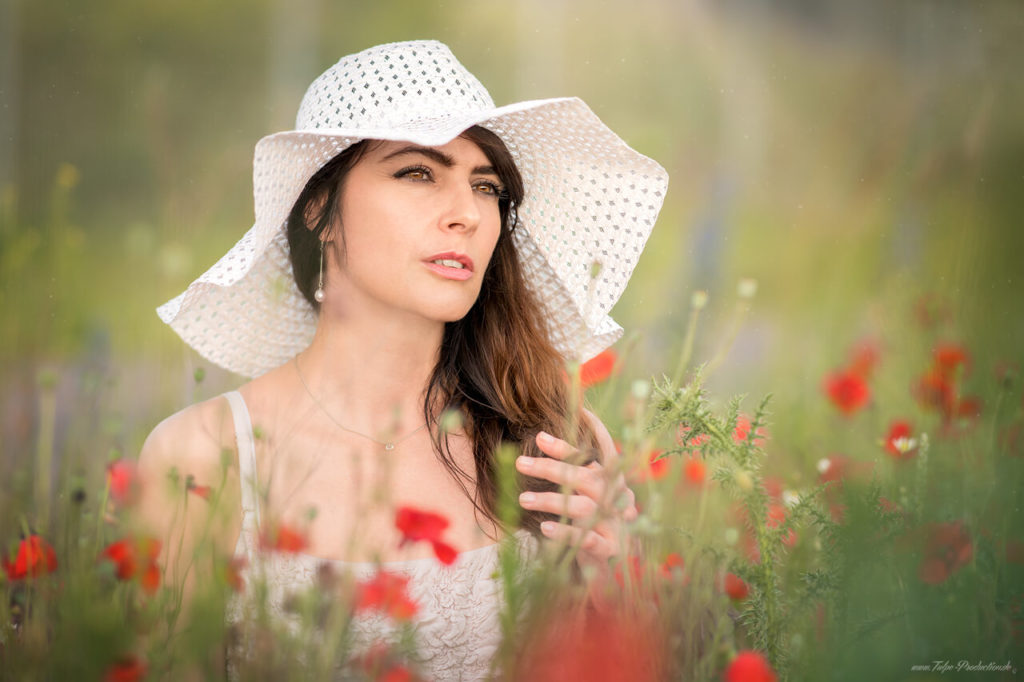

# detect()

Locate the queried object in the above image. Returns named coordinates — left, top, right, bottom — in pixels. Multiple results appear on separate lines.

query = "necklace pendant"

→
left=384, top=442, right=395, bottom=451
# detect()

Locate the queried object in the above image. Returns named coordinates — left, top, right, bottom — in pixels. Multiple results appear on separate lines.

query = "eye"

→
left=473, top=180, right=504, bottom=197
left=395, top=165, right=432, bottom=181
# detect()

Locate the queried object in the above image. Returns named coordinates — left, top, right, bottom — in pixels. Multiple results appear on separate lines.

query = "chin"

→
left=423, top=299, right=478, bottom=324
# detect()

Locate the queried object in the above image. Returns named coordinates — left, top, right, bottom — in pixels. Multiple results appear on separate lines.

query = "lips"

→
left=423, top=252, right=474, bottom=281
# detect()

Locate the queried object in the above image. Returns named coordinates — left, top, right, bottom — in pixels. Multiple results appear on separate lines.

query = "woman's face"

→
left=324, top=135, right=504, bottom=325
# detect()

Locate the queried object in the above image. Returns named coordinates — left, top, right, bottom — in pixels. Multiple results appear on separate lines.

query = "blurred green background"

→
left=1, top=0, right=1022, bottom=465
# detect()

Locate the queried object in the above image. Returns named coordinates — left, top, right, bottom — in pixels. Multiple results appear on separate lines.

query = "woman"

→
left=137, top=40, right=667, bottom=679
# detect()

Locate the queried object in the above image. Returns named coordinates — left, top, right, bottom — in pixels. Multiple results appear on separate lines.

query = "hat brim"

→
left=158, top=97, right=667, bottom=378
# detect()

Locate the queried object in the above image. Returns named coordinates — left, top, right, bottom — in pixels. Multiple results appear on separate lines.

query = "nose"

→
left=440, top=183, right=481, bottom=234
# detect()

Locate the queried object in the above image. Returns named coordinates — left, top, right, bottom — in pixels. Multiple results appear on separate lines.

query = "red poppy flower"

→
left=723, top=572, right=749, bottom=601
left=355, top=571, right=419, bottom=621
left=224, top=556, right=247, bottom=593
left=356, top=643, right=418, bottom=682
left=517, top=606, right=665, bottom=682
left=3, top=534, right=58, bottom=580
left=823, top=369, right=871, bottom=415
left=675, top=424, right=710, bottom=451
left=766, top=504, right=797, bottom=547
left=918, top=520, right=972, bottom=585
left=914, top=368, right=956, bottom=417
left=101, top=537, right=161, bottom=594
left=613, top=554, right=646, bottom=590
left=933, top=344, right=969, bottom=377
left=630, top=449, right=668, bottom=483
left=956, top=396, right=982, bottom=421
left=724, top=650, right=778, bottom=682
left=732, top=415, right=767, bottom=447
left=379, top=667, right=415, bottom=682
left=104, top=655, right=147, bottom=682
left=682, top=456, right=706, bottom=487
left=106, top=459, right=140, bottom=507
left=659, top=552, right=685, bottom=581
left=883, top=420, right=918, bottom=459
left=580, top=349, right=617, bottom=388
left=395, top=507, right=457, bottom=565
left=259, top=523, right=308, bottom=553
left=185, top=474, right=211, bottom=500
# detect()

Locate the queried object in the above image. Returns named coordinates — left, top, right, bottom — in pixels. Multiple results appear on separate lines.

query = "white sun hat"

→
left=157, top=40, right=668, bottom=378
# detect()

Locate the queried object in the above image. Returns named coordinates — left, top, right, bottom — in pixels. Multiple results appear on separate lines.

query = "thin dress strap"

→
left=223, top=390, right=262, bottom=534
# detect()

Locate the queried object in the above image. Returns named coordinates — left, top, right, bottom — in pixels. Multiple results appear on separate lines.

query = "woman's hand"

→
left=515, top=409, right=638, bottom=569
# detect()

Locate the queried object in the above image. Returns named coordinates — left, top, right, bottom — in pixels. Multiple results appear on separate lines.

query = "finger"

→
left=516, top=455, right=605, bottom=499
left=519, top=491, right=598, bottom=520
left=581, top=408, right=621, bottom=467
left=534, top=431, right=586, bottom=462
left=539, top=521, right=616, bottom=560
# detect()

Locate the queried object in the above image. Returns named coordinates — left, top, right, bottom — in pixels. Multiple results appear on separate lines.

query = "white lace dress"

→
left=222, top=391, right=534, bottom=681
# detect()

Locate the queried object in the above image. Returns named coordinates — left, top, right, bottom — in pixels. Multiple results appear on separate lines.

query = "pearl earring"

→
left=314, top=240, right=326, bottom=303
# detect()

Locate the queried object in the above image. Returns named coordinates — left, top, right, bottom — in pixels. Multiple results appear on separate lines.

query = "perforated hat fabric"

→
left=157, top=40, right=669, bottom=378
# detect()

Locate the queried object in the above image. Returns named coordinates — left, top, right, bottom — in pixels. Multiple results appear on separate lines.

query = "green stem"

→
left=671, top=302, right=703, bottom=388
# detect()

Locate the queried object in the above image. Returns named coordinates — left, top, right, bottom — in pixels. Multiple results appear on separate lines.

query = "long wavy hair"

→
left=286, top=126, right=597, bottom=536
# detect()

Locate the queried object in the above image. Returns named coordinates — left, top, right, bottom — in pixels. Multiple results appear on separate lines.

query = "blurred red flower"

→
left=259, top=523, right=308, bottom=553
left=395, top=507, right=457, bottom=565
left=614, top=554, right=646, bottom=590
left=823, top=369, right=871, bottom=415
left=580, top=349, right=618, bottom=387
left=732, top=415, right=767, bottom=447
left=104, top=656, right=147, bottom=682
left=724, top=650, right=777, bottom=682
left=106, top=459, right=140, bottom=507
left=628, top=448, right=668, bottom=483
left=767, top=504, right=797, bottom=547
left=224, top=556, right=246, bottom=593
left=914, top=368, right=956, bottom=417
left=918, top=520, right=973, bottom=585
left=356, top=643, right=418, bottom=682
left=723, top=572, right=750, bottom=601
left=355, top=571, right=419, bottom=621
left=683, top=456, right=706, bottom=487
left=3, top=534, right=58, bottom=580
left=883, top=420, right=918, bottom=459
left=659, top=552, right=685, bottom=581
left=676, top=424, right=710, bottom=451
left=933, top=344, right=969, bottom=376
left=101, top=537, right=161, bottom=594
left=517, top=605, right=665, bottom=682
left=185, top=474, right=212, bottom=500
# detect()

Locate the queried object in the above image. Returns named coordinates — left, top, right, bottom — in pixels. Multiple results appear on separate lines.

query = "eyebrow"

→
left=380, top=145, right=497, bottom=177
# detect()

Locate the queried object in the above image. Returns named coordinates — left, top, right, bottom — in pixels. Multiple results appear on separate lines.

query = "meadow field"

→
left=2, top=1, right=1022, bottom=679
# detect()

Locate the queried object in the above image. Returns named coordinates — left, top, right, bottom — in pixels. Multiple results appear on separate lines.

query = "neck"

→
left=296, top=302, right=445, bottom=440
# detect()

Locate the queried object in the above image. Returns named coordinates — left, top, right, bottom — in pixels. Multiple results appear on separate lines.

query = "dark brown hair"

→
left=286, top=126, right=597, bottom=537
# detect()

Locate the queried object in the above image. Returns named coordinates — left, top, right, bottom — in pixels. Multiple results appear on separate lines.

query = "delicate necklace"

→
left=293, top=356, right=428, bottom=451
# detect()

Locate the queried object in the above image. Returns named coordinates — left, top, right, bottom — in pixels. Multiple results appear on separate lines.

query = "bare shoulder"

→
left=138, top=394, right=238, bottom=485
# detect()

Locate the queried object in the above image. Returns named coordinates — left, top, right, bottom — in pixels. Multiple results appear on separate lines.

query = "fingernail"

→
left=519, top=492, right=536, bottom=505
left=540, top=521, right=555, bottom=535
left=516, top=456, right=533, bottom=470
left=537, top=431, right=553, bottom=445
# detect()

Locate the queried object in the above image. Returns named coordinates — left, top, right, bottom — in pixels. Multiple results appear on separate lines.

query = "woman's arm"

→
left=134, top=398, right=243, bottom=674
